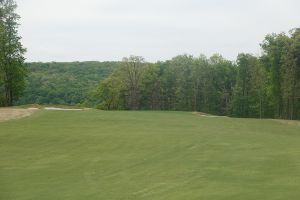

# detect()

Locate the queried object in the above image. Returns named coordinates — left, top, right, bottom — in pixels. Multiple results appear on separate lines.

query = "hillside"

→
left=1, top=110, right=300, bottom=199
left=16, top=62, right=118, bottom=106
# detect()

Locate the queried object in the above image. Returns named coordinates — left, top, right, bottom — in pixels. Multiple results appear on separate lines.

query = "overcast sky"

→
left=16, top=0, right=300, bottom=62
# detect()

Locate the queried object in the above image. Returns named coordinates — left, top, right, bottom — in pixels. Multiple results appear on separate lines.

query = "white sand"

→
left=44, top=107, right=83, bottom=111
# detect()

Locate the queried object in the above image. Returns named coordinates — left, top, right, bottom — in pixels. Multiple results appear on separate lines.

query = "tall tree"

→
left=209, top=54, right=236, bottom=115
left=119, top=55, right=145, bottom=110
left=232, top=54, right=257, bottom=117
left=94, top=74, right=124, bottom=110
left=291, top=28, right=300, bottom=119
left=140, top=63, right=162, bottom=110
left=194, top=55, right=212, bottom=113
left=159, top=61, right=178, bottom=110
left=0, top=0, right=26, bottom=106
left=261, top=33, right=290, bottom=118
left=281, top=28, right=300, bottom=119
left=252, top=59, right=268, bottom=118
left=171, top=55, right=195, bottom=111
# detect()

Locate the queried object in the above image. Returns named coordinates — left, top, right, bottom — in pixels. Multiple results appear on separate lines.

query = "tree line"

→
left=0, top=0, right=26, bottom=106
left=95, top=28, right=300, bottom=120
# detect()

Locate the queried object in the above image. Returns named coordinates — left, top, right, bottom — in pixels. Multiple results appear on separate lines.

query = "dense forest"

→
left=17, top=62, right=117, bottom=105
left=95, top=28, right=300, bottom=120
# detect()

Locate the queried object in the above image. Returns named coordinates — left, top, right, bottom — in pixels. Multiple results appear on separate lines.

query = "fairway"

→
left=1, top=110, right=300, bottom=200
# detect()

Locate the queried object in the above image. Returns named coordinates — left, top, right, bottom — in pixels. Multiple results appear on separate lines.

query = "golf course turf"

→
left=1, top=110, right=300, bottom=199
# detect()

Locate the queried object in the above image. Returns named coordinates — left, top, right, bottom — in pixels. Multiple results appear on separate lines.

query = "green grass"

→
left=1, top=110, right=300, bottom=200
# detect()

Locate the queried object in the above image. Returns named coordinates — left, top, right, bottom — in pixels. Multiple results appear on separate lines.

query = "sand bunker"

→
left=44, top=107, right=84, bottom=111
left=0, top=108, right=39, bottom=122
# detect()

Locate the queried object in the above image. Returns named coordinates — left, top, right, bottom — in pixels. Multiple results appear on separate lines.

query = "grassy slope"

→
left=0, top=111, right=300, bottom=200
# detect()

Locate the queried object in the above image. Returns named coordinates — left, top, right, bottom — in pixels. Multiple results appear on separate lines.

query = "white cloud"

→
left=16, top=0, right=300, bottom=62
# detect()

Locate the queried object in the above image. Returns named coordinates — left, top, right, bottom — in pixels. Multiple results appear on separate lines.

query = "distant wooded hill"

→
left=17, top=61, right=118, bottom=106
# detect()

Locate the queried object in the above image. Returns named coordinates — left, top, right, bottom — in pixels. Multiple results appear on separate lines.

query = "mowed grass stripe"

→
left=1, top=110, right=300, bottom=200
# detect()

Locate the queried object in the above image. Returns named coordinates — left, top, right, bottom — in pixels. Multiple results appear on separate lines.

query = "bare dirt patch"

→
left=0, top=108, right=39, bottom=122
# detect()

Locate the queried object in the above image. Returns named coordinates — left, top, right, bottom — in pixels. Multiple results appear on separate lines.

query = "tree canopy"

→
left=16, top=61, right=118, bottom=106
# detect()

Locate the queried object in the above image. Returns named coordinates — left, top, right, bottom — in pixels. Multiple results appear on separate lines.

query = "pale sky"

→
left=16, top=0, right=300, bottom=62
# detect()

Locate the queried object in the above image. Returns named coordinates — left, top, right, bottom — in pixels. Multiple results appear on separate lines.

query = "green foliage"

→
left=282, top=28, right=300, bottom=119
left=119, top=55, right=146, bottom=109
left=94, top=28, right=300, bottom=120
left=17, top=62, right=118, bottom=106
left=140, top=63, right=162, bottom=109
left=208, top=54, right=236, bottom=115
left=260, top=29, right=300, bottom=119
left=232, top=54, right=261, bottom=117
left=94, top=54, right=237, bottom=116
left=93, top=75, right=124, bottom=110
left=0, top=0, right=26, bottom=106
left=93, top=56, right=146, bottom=110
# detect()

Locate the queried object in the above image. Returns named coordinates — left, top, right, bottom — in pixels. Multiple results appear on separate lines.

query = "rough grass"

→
left=1, top=110, right=300, bottom=200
